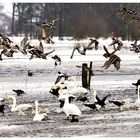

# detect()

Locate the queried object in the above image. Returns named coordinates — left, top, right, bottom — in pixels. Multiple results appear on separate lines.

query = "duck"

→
left=55, top=71, right=75, bottom=84
left=28, top=70, right=33, bottom=77
left=49, top=83, right=67, bottom=97
left=0, top=104, right=11, bottom=116
left=58, top=94, right=81, bottom=122
left=12, top=89, right=26, bottom=96
left=4, top=95, right=32, bottom=115
left=54, top=71, right=66, bottom=84
left=52, top=55, right=61, bottom=66
left=33, top=100, right=48, bottom=121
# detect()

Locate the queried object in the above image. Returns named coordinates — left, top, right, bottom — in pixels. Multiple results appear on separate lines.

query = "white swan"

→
left=90, top=90, right=97, bottom=103
left=33, top=100, right=48, bottom=121
left=4, top=95, right=32, bottom=115
left=120, top=86, right=140, bottom=111
left=135, top=85, right=140, bottom=105
left=59, top=95, right=81, bottom=122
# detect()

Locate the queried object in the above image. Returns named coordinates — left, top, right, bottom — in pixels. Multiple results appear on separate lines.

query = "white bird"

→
left=135, top=85, right=140, bottom=106
left=59, top=95, right=82, bottom=122
left=33, top=100, right=48, bottom=121
left=4, top=95, right=32, bottom=115
left=90, top=90, right=97, bottom=103
left=69, top=87, right=89, bottom=96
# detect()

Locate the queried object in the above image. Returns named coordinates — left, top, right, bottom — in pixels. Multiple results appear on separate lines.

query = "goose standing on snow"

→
left=33, top=100, right=48, bottom=121
left=4, top=95, right=32, bottom=115
left=59, top=95, right=82, bottom=122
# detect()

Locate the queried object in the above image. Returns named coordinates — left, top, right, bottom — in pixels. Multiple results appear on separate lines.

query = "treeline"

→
left=11, top=3, right=140, bottom=40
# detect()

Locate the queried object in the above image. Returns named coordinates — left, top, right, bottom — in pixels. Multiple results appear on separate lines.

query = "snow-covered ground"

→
left=0, top=37, right=140, bottom=137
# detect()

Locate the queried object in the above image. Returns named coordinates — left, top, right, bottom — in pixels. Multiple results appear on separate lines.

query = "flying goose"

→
left=87, top=39, right=99, bottom=50
left=28, top=42, right=55, bottom=60
left=109, top=38, right=123, bottom=50
left=102, top=46, right=121, bottom=70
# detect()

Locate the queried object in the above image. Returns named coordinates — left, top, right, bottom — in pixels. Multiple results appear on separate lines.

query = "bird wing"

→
left=103, top=46, right=110, bottom=55
left=102, top=94, right=111, bottom=103
left=55, top=76, right=63, bottom=84
left=95, top=96, right=102, bottom=104
left=15, top=104, right=32, bottom=111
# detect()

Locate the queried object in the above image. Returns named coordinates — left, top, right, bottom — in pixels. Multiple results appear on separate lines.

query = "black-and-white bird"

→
left=132, top=79, right=140, bottom=94
left=12, top=89, right=26, bottom=96
left=52, top=55, right=61, bottom=66
left=0, top=104, right=11, bottom=116
left=132, top=79, right=140, bottom=87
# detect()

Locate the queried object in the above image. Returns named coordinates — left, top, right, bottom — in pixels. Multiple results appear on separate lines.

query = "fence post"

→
left=82, top=62, right=93, bottom=90
left=82, top=63, right=88, bottom=89
left=87, top=61, right=93, bottom=90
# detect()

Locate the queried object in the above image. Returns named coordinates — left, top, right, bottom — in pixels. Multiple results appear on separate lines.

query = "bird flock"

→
left=0, top=8, right=140, bottom=125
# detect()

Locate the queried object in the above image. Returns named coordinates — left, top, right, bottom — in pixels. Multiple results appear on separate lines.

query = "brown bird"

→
left=102, top=46, right=121, bottom=70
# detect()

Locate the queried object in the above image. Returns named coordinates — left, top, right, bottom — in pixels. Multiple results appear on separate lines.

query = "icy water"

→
left=0, top=38, right=140, bottom=137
